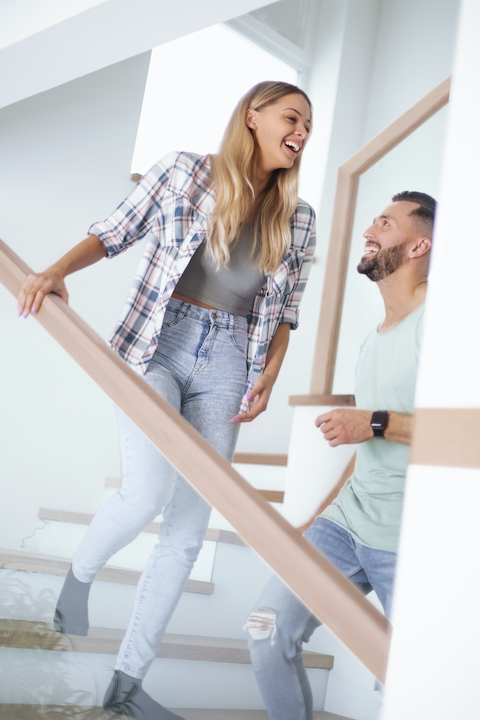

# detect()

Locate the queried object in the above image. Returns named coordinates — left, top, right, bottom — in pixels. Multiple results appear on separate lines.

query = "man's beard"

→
left=357, top=241, right=407, bottom=281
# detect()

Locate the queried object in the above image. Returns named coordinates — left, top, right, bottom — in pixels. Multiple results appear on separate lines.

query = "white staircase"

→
left=0, top=459, right=355, bottom=717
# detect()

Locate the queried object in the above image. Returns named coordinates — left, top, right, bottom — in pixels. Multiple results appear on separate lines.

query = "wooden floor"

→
left=0, top=708, right=353, bottom=720
left=174, top=711, right=353, bottom=720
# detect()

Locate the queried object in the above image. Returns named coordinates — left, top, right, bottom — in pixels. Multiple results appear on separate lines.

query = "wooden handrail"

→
left=233, top=453, right=288, bottom=466
left=0, top=238, right=391, bottom=682
left=310, top=76, right=451, bottom=395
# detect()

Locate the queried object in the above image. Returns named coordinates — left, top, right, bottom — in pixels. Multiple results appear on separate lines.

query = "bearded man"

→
left=246, top=190, right=436, bottom=720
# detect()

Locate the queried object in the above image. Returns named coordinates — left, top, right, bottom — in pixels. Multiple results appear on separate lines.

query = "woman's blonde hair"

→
left=208, top=81, right=312, bottom=274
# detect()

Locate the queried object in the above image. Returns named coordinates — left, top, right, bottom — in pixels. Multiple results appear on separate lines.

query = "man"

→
left=246, top=190, right=436, bottom=720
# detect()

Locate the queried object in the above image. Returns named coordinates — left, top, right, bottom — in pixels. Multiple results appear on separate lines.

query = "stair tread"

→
left=0, top=549, right=214, bottom=595
left=0, top=619, right=334, bottom=669
left=0, top=709, right=352, bottom=720
left=175, top=712, right=351, bottom=720
left=38, top=507, right=247, bottom=545
left=105, top=477, right=285, bottom=503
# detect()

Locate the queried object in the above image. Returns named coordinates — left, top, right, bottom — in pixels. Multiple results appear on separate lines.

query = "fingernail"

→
left=247, top=394, right=253, bottom=401
left=17, top=306, right=22, bottom=317
left=229, top=419, right=237, bottom=424
left=23, top=311, right=28, bottom=319
left=31, top=307, right=37, bottom=314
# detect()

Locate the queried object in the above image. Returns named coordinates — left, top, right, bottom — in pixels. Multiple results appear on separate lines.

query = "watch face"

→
left=371, top=411, right=388, bottom=432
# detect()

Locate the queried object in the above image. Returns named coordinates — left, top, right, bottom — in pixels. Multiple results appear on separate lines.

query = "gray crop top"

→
left=174, top=224, right=265, bottom=316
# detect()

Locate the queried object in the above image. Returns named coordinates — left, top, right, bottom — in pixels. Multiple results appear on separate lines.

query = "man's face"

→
left=357, top=201, right=420, bottom=281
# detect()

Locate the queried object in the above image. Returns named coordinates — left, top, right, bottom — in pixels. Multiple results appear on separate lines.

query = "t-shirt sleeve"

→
left=88, top=151, right=180, bottom=258
left=279, top=207, right=316, bottom=329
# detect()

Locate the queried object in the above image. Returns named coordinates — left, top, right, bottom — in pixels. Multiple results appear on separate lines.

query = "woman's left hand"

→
left=230, top=374, right=275, bottom=423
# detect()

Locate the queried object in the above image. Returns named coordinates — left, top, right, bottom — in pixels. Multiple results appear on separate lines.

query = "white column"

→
left=381, top=1, right=480, bottom=718
left=283, top=407, right=356, bottom=528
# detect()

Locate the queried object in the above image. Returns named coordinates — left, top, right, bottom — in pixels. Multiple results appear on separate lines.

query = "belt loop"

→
left=179, top=302, right=188, bottom=321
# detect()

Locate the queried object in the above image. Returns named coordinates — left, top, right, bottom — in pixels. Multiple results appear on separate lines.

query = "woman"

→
left=17, top=81, right=315, bottom=719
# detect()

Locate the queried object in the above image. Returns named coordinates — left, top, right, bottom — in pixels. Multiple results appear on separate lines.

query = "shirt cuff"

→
left=279, top=305, right=299, bottom=329
left=88, top=221, right=126, bottom=258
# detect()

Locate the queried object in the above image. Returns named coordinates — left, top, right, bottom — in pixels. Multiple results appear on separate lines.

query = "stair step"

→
left=38, top=508, right=246, bottom=545
left=233, top=453, right=288, bottom=466
left=105, top=478, right=285, bottom=504
left=0, top=705, right=350, bottom=720
left=2, top=708, right=352, bottom=720
left=0, top=550, right=214, bottom=594
left=174, top=712, right=352, bottom=720
left=0, top=619, right=333, bottom=669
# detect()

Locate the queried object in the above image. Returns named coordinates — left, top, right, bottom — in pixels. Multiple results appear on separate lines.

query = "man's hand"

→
left=315, top=408, right=373, bottom=447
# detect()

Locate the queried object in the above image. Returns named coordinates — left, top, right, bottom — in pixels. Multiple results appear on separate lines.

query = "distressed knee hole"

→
left=245, top=608, right=277, bottom=643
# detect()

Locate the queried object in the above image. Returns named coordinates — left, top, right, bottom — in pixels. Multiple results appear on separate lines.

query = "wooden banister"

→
left=0, top=238, right=391, bottom=682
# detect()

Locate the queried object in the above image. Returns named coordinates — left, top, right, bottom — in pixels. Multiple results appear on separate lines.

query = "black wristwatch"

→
left=370, top=410, right=389, bottom=438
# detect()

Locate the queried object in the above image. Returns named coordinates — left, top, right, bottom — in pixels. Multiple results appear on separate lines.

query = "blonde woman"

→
left=18, top=81, right=315, bottom=720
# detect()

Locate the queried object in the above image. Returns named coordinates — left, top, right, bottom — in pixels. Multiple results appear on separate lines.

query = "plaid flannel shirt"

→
left=89, top=151, right=316, bottom=412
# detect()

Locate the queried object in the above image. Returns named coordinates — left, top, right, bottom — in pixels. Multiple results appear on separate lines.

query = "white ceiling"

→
left=0, top=0, right=278, bottom=109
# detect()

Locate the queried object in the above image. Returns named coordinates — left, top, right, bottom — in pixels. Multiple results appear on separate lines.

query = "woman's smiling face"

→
left=246, top=93, right=312, bottom=174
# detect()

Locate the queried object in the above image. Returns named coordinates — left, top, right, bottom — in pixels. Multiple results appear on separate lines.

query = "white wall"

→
left=0, top=53, right=151, bottom=549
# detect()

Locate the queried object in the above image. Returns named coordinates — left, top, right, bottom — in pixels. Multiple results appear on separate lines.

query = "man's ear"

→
left=245, top=108, right=258, bottom=130
left=409, top=237, right=432, bottom=258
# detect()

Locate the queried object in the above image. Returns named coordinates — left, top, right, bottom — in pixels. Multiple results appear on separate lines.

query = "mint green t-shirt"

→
left=321, top=303, right=424, bottom=552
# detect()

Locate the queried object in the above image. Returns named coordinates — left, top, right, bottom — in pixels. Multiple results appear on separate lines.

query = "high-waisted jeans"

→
left=246, top=517, right=397, bottom=720
left=72, top=298, right=248, bottom=678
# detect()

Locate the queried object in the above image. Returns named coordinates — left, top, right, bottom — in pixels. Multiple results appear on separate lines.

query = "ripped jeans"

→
left=246, top=517, right=397, bottom=720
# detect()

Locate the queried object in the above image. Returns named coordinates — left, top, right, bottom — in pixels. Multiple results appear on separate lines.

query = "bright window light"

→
left=131, top=24, right=299, bottom=175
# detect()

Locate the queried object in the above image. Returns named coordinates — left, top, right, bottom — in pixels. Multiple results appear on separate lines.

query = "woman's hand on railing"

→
left=16, top=235, right=108, bottom=318
left=230, top=374, right=275, bottom=423
left=17, top=267, right=69, bottom=318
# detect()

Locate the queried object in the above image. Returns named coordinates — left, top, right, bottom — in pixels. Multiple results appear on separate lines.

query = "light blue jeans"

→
left=246, top=517, right=397, bottom=720
left=72, top=298, right=248, bottom=678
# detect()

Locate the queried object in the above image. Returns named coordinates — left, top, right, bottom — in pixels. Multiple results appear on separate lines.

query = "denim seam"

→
left=182, top=323, right=218, bottom=396
left=289, top=659, right=308, bottom=720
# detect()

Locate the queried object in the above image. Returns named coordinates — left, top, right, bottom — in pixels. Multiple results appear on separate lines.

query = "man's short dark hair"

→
left=392, top=190, right=436, bottom=239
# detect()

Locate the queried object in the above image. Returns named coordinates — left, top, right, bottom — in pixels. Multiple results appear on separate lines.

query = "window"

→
left=131, top=24, right=299, bottom=175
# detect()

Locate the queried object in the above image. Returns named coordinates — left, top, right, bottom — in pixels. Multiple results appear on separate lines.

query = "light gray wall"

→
left=363, top=0, right=460, bottom=143
left=0, top=52, right=150, bottom=549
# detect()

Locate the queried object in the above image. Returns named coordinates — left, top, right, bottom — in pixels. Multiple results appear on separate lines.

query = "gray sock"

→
left=103, top=670, right=185, bottom=720
left=53, top=566, right=91, bottom=636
